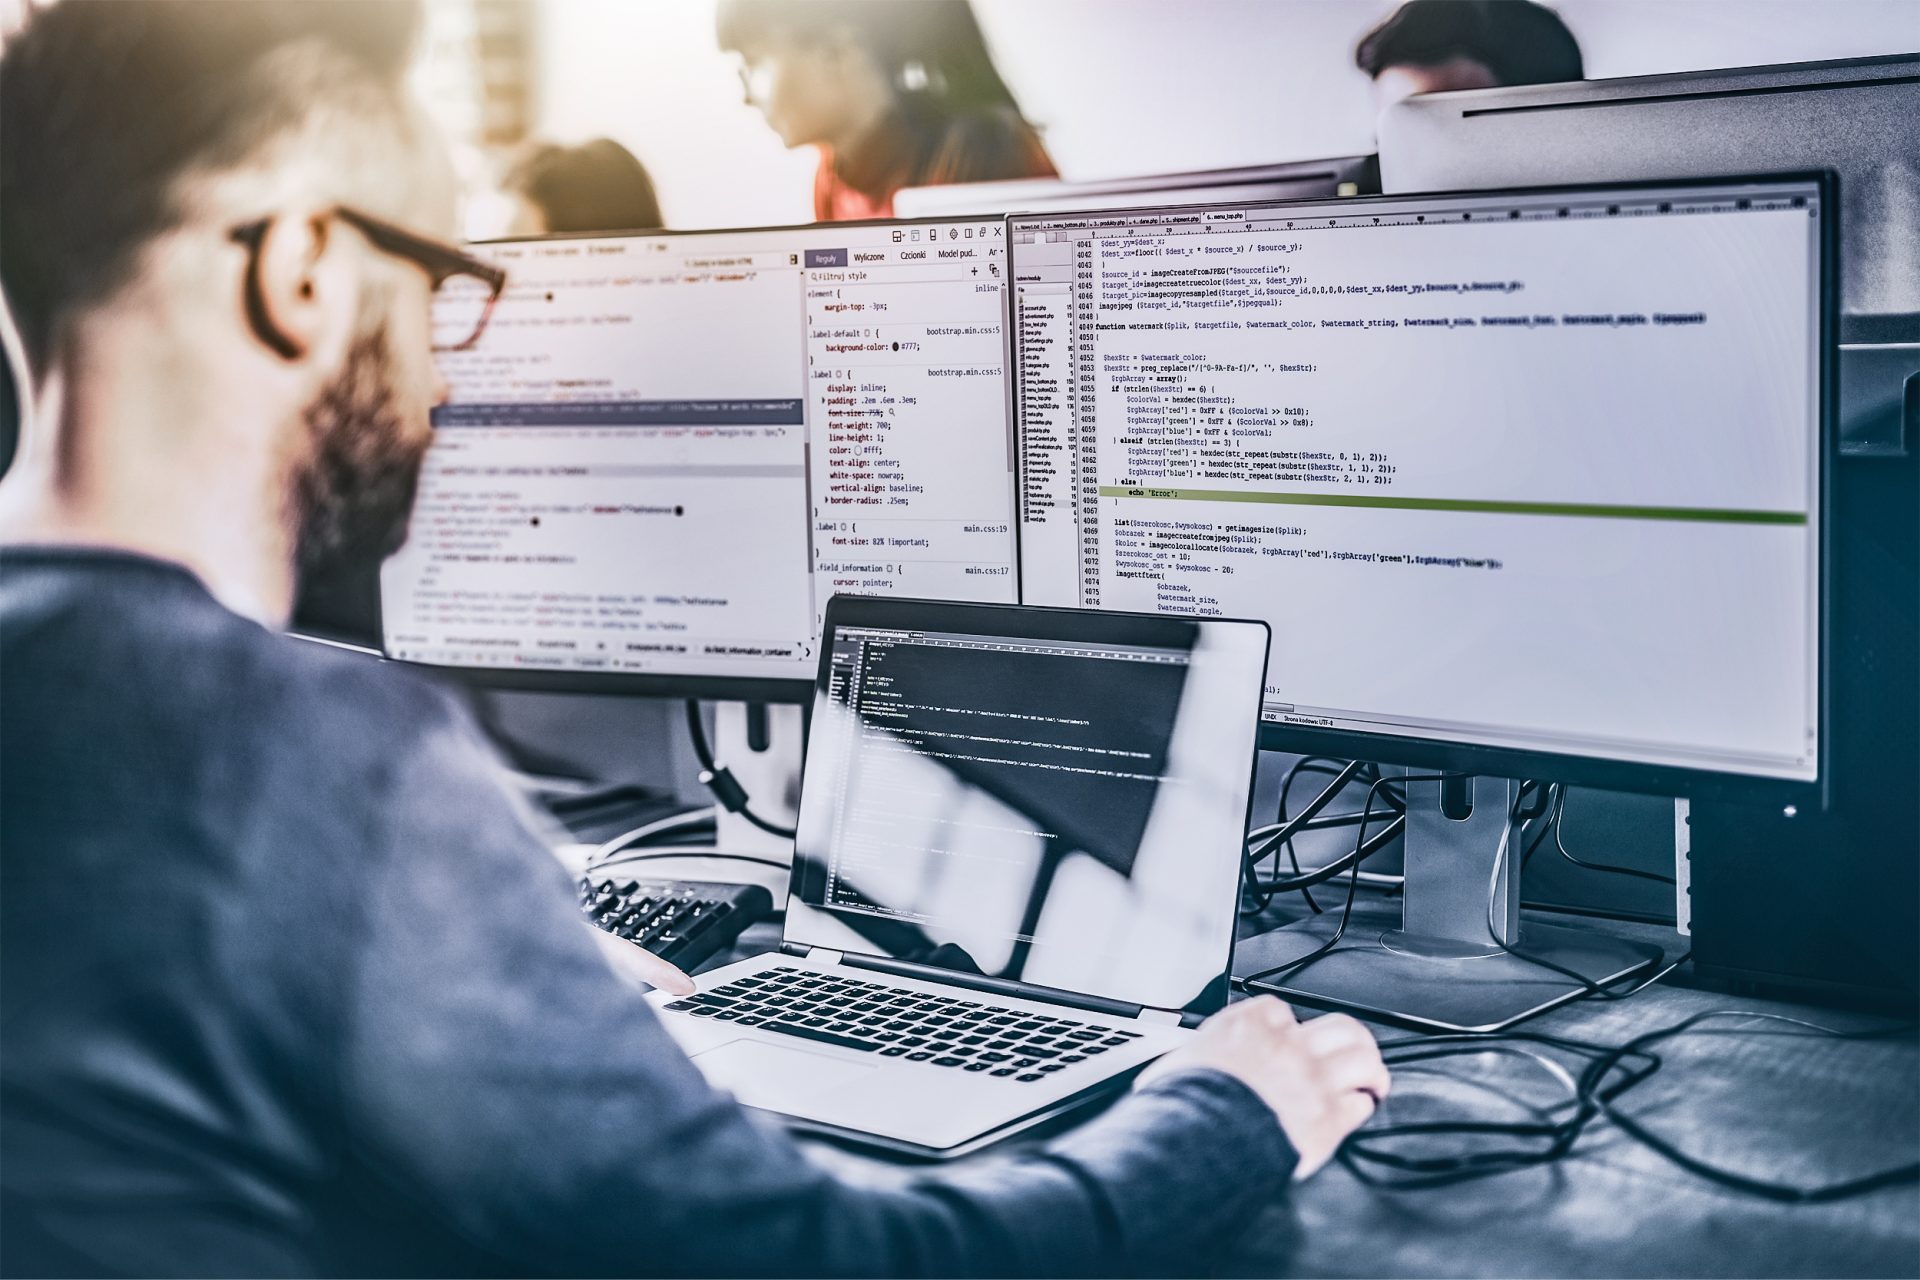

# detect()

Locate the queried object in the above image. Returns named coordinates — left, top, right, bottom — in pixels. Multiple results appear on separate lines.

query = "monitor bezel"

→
left=1372, top=55, right=1917, bottom=348
left=378, top=213, right=1017, bottom=705
left=1002, top=171, right=1837, bottom=808
left=892, top=153, right=1380, bottom=218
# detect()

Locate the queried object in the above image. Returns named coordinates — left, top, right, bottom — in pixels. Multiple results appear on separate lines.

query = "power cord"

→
left=1239, top=776, right=1679, bottom=1000
left=1232, top=776, right=1911, bottom=1204
left=1242, top=762, right=1415, bottom=911
left=1257, top=818, right=1408, bottom=895
left=592, top=848, right=791, bottom=876
left=576, top=803, right=787, bottom=887
left=1517, top=783, right=1677, bottom=887
left=1267, top=759, right=1399, bottom=907
left=684, top=700, right=798, bottom=840
left=1242, top=759, right=1363, bottom=914
left=1482, top=787, right=1674, bottom=1002
left=584, top=806, right=717, bottom=872
left=1550, top=785, right=1678, bottom=885
left=1338, top=1028, right=1662, bottom=1189
left=1341, top=1013, right=1920, bottom=1202
left=1266, top=757, right=1352, bottom=913
left=1237, top=772, right=1447, bottom=989
left=1574, top=1011, right=1920, bottom=1202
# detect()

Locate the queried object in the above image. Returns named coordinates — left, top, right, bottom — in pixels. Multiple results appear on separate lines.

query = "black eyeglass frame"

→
left=228, top=206, right=508, bottom=353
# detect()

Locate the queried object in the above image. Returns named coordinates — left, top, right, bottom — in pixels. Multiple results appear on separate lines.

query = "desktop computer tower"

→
left=1690, top=438, right=1919, bottom=1004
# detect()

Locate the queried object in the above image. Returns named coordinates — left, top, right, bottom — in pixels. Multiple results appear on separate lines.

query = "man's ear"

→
left=240, top=211, right=359, bottom=363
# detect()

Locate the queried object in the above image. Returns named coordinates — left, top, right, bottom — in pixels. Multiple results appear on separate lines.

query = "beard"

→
left=286, top=324, right=432, bottom=629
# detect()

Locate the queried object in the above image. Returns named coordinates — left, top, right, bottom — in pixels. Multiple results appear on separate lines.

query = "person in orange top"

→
left=717, top=0, right=1056, bottom=222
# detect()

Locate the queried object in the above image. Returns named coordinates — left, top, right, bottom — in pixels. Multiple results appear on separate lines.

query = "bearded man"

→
left=0, top=4, right=1386, bottom=1274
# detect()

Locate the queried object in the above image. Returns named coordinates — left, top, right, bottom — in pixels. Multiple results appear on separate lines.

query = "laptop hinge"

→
left=1136, top=1008, right=1182, bottom=1027
left=805, top=948, right=844, bottom=966
left=841, top=952, right=1146, bottom=1019
left=778, top=941, right=810, bottom=958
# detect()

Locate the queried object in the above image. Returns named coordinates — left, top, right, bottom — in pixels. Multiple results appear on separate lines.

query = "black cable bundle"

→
left=1341, top=1014, right=1919, bottom=1202
left=1239, top=772, right=1449, bottom=989
left=684, top=699, right=797, bottom=840
left=1236, top=766, right=1917, bottom=1203
left=1240, top=760, right=1409, bottom=917
left=1339, top=1029, right=1662, bottom=1189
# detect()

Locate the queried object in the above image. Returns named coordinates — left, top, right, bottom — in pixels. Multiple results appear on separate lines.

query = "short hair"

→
left=1355, top=0, right=1583, bottom=87
left=0, top=0, right=423, bottom=369
left=503, top=139, right=664, bottom=234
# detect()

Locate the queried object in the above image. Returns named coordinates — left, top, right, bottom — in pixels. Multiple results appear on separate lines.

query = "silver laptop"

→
left=649, top=596, right=1269, bottom=1157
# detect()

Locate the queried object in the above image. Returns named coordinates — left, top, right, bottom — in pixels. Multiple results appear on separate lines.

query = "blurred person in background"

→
left=502, top=136, right=664, bottom=235
left=717, top=0, right=1055, bottom=221
left=0, top=1, right=1386, bottom=1273
left=1357, top=0, right=1583, bottom=111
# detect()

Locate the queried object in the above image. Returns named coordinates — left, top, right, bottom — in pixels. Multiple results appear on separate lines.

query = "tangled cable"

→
left=1340, top=1011, right=1919, bottom=1201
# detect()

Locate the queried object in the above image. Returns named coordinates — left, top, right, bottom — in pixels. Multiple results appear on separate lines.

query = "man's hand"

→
left=1137, top=996, right=1388, bottom=1178
left=585, top=923, right=697, bottom=996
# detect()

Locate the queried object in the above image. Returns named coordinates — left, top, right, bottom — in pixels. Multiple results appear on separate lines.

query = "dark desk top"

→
left=705, top=899, right=1919, bottom=1279
left=1235, top=978, right=1919, bottom=1279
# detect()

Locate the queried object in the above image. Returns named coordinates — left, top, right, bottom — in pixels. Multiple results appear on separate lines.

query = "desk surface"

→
left=579, top=847, right=1918, bottom=1278
left=677, top=885, right=1917, bottom=1279
left=1233, top=978, right=1919, bottom=1279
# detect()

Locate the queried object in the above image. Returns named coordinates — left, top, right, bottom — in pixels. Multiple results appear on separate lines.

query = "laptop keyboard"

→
left=663, top=965, right=1142, bottom=1083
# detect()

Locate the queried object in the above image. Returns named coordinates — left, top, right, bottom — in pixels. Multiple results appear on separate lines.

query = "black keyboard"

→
left=663, top=965, right=1142, bottom=1083
left=578, top=876, right=773, bottom=971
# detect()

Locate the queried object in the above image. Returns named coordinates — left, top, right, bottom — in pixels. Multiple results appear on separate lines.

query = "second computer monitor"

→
left=381, top=217, right=1018, bottom=698
left=1009, top=176, right=1829, bottom=802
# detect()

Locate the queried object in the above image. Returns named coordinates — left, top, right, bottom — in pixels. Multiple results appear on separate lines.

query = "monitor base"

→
left=1235, top=906, right=1664, bottom=1033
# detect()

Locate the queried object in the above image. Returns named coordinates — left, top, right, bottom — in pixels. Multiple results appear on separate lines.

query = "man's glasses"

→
left=229, top=207, right=508, bottom=353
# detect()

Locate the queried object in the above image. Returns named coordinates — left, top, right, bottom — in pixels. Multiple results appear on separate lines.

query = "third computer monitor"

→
left=1008, top=175, right=1830, bottom=802
left=892, top=155, right=1380, bottom=219
left=382, top=216, right=1018, bottom=698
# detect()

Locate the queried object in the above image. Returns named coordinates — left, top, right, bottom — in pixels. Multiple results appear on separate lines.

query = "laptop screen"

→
left=787, top=601, right=1268, bottom=1013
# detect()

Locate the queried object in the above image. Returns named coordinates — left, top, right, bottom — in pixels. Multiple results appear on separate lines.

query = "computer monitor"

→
left=377, top=216, right=1019, bottom=702
left=893, top=156, right=1379, bottom=219
left=1378, top=55, right=1918, bottom=998
left=1008, top=174, right=1833, bottom=1030
left=1378, top=55, right=1915, bottom=459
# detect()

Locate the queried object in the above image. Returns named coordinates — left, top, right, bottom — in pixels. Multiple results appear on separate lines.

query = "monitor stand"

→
left=1234, top=773, right=1663, bottom=1033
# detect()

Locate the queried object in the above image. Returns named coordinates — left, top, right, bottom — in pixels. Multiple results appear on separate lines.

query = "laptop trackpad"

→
left=692, top=1040, right=879, bottom=1110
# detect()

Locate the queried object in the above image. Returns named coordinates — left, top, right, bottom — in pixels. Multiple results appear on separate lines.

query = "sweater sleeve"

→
left=339, top=688, right=1296, bottom=1276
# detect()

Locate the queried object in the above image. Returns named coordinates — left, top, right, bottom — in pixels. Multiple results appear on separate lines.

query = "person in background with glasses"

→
left=0, top=3, right=1386, bottom=1276
left=718, top=0, right=1057, bottom=221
